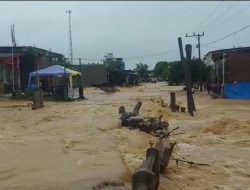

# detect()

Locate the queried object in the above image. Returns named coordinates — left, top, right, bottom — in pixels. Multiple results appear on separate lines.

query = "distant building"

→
left=0, top=46, right=65, bottom=93
left=71, top=64, right=108, bottom=87
left=72, top=63, right=139, bottom=87
left=204, top=47, right=250, bottom=99
left=103, top=53, right=125, bottom=71
left=108, top=69, right=138, bottom=86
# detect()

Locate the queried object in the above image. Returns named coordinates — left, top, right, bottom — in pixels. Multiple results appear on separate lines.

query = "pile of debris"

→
left=118, top=101, right=209, bottom=190
left=118, top=101, right=169, bottom=135
left=118, top=101, right=175, bottom=189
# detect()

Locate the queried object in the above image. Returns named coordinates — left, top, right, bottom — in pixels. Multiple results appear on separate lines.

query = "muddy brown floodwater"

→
left=0, top=82, right=249, bottom=190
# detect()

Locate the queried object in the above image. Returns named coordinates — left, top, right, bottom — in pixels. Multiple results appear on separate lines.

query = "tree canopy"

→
left=154, top=59, right=212, bottom=83
left=154, top=61, right=170, bottom=80
left=135, top=62, right=149, bottom=77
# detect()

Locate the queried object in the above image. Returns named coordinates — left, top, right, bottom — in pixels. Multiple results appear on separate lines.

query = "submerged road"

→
left=0, top=82, right=249, bottom=190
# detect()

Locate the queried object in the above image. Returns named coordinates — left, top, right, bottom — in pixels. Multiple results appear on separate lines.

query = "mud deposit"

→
left=0, top=83, right=249, bottom=190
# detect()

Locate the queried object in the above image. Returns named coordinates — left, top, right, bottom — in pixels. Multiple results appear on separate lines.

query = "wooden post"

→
left=185, top=44, right=196, bottom=115
left=170, top=92, right=176, bottom=112
left=132, top=136, right=177, bottom=190
left=133, top=101, right=142, bottom=116
left=32, top=89, right=44, bottom=110
left=181, top=107, right=186, bottom=112
left=178, top=37, right=185, bottom=62
left=178, top=37, right=196, bottom=116
left=39, top=89, right=44, bottom=107
left=160, top=142, right=176, bottom=173
left=152, top=142, right=161, bottom=190
left=132, top=145, right=160, bottom=190
left=79, top=58, right=84, bottom=99
left=132, top=168, right=155, bottom=190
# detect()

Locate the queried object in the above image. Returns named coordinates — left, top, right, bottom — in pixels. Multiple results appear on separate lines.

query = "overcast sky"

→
left=0, top=1, right=250, bottom=69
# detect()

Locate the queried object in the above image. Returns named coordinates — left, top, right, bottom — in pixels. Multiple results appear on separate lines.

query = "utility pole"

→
left=34, top=45, right=39, bottom=88
left=79, top=58, right=82, bottom=71
left=186, top=32, right=204, bottom=60
left=66, top=10, right=73, bottom=65
left=10, top=24, right=16, bottom=91
left=78, top=58, right=84, bottom=98
left=186, top=32, right=204, bottom=91
left=178, top=37, right=196, bottom=116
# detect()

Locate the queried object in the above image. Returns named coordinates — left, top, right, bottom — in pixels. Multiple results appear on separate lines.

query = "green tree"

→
left=203, top=65, right=213, bottom=82
left=190, top=59, right=211, bottom=83
left=154, top=61, right=171, bottom=80
left=135, top=63, right=149, bottom=77
left=168, top=61, right=184, bottom=83
left=161, top=59, right=211, bottom=84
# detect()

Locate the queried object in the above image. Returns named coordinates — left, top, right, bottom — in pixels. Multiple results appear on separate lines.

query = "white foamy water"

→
left=0, top=82, right=249, bottom=190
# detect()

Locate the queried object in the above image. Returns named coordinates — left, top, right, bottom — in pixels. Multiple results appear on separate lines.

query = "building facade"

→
left=204, top=47, right=250, bottom=99
left=103, top=53, right=125, bottom=71
left=0, top=46, right=65, bottom=93
left=71, top=64, right=108, bottom=87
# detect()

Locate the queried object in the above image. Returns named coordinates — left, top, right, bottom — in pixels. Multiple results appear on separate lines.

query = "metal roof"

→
left=0, top=53, right=22, bottom=57
left=205, top=46, right=250, bottom=57
left=0, top=46, right=64, bottom=57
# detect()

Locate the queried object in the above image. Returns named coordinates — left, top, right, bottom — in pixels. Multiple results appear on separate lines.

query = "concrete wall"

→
left=226, top=53, right=250, bottom=82
left=72, top=64, right=108, bottom=87
left=0, top=46, right=65, bottom=91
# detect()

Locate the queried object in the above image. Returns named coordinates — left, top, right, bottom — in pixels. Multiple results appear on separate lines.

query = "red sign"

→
left=0, top=54, right=21, bottom=69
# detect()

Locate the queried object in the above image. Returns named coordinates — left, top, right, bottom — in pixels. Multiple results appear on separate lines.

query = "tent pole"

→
left=17, top=56, right=21, bottom=89
left=221, top=52, right=225, bottom=96
left=34, top=45, right=39, bottom=88
left=64, top=62, right=68, bottom=101
left=11, top=42, right=15, bottom=91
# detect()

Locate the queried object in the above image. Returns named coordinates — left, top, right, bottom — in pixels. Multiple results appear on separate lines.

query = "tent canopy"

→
left=29, top=65, right=81, bottom=78
left=28, top=65, right=82, bottom=90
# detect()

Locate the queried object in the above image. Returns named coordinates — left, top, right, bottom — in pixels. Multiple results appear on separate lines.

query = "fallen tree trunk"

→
left=119, top=102, right=169, bottom=134
left=132, top=139, right=176, bottom=190
left=132, top=145, right=160, bottom=190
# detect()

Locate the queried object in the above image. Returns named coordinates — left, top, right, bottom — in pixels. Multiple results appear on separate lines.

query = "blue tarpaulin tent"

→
left=224, top=82, right=250, bottom=99
left=28, top=65, right=81, bottom=99
left=29, top=65, right=80, bottom=78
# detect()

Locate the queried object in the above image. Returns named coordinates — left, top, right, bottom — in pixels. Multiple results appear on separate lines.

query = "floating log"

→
left=132, top=145, right=160, bottom=190
left=132, top=139, right=176, bottom=190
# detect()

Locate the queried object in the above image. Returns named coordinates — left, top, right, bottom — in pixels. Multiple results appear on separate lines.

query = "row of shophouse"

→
left=0, top=47, right=139, bottom=95
left=0, top=46, right=64, bottom=94
left=1, top=45, right=249, bottom=99
left=204, top=46, right=250, bottom=99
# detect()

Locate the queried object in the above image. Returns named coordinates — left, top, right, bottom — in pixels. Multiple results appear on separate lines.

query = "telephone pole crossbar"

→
left=185, top=32, right=204, bottom=60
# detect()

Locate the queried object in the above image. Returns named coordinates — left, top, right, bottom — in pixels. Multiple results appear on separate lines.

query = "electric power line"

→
left=70, top=49, right=179, bottom=62
left=123, top=49, right=178, bottom=60
left=186, top=33, right=205, bottom=60
left=205, top=2, right=250, bottom=34
left=203, top=24, right=250, bottom=46
left=189, top=1, right=224, bottom=32
left=202, top=1, right=239, bottom=31
left=69, top=22, right=250, bottom=63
